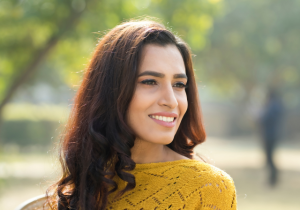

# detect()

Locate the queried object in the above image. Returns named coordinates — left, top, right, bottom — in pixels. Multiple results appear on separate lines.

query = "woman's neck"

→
left=130, top=139, right=173, bottom=164
left=130, top=139, right=190, bottom=164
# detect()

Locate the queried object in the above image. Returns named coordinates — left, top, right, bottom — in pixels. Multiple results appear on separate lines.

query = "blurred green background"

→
left=0, top=0, right=299, bottom=209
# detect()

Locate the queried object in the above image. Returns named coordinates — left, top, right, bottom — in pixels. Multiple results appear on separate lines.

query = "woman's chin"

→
left=153, top=138, right=174, bottom=145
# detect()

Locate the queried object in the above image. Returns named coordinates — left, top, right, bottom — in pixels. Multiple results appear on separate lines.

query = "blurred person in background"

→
left=259, top=89, right=284, bottom=187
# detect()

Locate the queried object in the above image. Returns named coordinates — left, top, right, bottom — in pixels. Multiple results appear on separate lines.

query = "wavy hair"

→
left=46, top=19, right=206, bottom=210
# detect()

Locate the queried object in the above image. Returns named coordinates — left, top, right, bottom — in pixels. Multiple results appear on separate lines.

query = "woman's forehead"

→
left=138, top=44, right=186, bottom=75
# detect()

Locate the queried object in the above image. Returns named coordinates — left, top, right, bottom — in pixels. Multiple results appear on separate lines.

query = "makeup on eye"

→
left=141, top=79, right=157, bottom=85
left=140, top=79, right=188, bottom=88
left=174, top=82, right=188, bottom=88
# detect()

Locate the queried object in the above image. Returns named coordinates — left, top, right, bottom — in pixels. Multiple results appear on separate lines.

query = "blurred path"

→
left=0, top=154, right=59, bottom=179
left=195, top=136, right=300, bottom=171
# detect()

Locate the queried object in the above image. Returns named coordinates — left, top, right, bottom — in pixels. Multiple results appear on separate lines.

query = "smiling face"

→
left=126, top=44, right=188, bottom=146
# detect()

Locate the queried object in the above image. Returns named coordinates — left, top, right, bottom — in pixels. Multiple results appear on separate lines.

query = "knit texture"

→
left=107, top=159, right=237, bottom=210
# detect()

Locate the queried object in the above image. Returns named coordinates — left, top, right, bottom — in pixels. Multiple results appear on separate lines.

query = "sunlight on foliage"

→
left=0, top=0, right=218, bottom=103
left=208, top=0, right=222, bottom=4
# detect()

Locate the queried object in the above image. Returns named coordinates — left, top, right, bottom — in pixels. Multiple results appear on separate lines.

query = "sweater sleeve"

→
left=199, top=166, right=237, bottom=210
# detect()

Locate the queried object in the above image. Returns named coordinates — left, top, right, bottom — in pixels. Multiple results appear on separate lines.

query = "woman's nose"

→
left=157, top=84, right=178, bottom=109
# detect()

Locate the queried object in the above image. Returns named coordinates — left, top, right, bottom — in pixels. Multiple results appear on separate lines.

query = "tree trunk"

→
left=0, top=3, right=87, bottom=134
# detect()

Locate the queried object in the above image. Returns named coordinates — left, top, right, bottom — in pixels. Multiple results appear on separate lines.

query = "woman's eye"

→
left=141, top=79, right=157, bottom=85
left=174, top=82, right=188, bottom=89
left=140, top=80, right=187, bottom=88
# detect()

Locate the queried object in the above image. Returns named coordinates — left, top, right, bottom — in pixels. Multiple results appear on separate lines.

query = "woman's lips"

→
left=148, top=112, right=178, bottom=128
left=148, top=116, right=176, bottom=128
left=149, top=112, right=178, bottom=118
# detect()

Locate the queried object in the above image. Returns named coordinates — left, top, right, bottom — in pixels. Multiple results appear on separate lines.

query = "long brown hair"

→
left=46, top=19, right=206, bottom=210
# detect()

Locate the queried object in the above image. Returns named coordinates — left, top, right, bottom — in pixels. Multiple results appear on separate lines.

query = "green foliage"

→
left=0, top=103, right=68, bottom=146
left=0, top=120, right=60, bottom=146
left=0, top=0, right=219, bottom=101
left=198, top=0, right=300, bottom=107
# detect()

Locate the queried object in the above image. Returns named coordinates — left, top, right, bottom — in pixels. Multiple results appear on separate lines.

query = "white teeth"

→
left=150, top=115, right=175, bottom=122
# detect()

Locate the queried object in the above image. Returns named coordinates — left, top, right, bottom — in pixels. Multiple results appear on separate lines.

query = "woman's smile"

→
left=148, top=112, right=178, bottom=128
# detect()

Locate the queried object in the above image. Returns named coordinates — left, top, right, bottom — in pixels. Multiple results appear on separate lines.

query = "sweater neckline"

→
left=134, top=159, right=201, bottom=170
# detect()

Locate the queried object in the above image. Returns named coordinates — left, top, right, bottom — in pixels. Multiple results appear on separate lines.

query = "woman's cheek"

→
left=178, top=92, right=188, bottom=114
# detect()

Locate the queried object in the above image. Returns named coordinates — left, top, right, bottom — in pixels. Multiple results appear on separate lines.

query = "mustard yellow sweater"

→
left=107, top=159, right=237, bottom=210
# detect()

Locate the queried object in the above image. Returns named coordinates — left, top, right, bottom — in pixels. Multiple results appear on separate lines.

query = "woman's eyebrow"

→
left=138, top=70, right=188, bottom=79
left=137, top=71, right=164, bottom=78
left=174, top=73, right=188, bottom=79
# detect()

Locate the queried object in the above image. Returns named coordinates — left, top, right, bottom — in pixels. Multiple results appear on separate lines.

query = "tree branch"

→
left=0, top=4, right=87, bottom=124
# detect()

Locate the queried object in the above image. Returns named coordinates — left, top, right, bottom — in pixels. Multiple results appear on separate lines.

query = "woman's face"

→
left=127, top=44, right=188, bottom=146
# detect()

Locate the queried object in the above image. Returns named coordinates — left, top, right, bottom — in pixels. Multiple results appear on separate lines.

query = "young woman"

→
left=45, top=20, right=237, bottom=210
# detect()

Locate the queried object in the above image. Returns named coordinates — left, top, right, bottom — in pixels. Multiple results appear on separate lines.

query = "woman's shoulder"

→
left=181, top=159, right=235, bottom=186
left=133, top=154, right=235, bottom=191
left=142, top=156, right=235, bottom=188
left=179, top=159, right=237, bottom=209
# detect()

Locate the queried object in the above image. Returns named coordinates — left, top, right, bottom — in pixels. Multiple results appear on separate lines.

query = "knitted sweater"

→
left=106, top=159, right=237, bottom=210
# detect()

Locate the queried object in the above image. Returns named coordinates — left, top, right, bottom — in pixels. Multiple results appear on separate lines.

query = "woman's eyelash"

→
left=140, top=79, right=188, bottom=89
left=174, top=82, right=188, bottom=88
left=141, top=79, right=157, bottom=85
